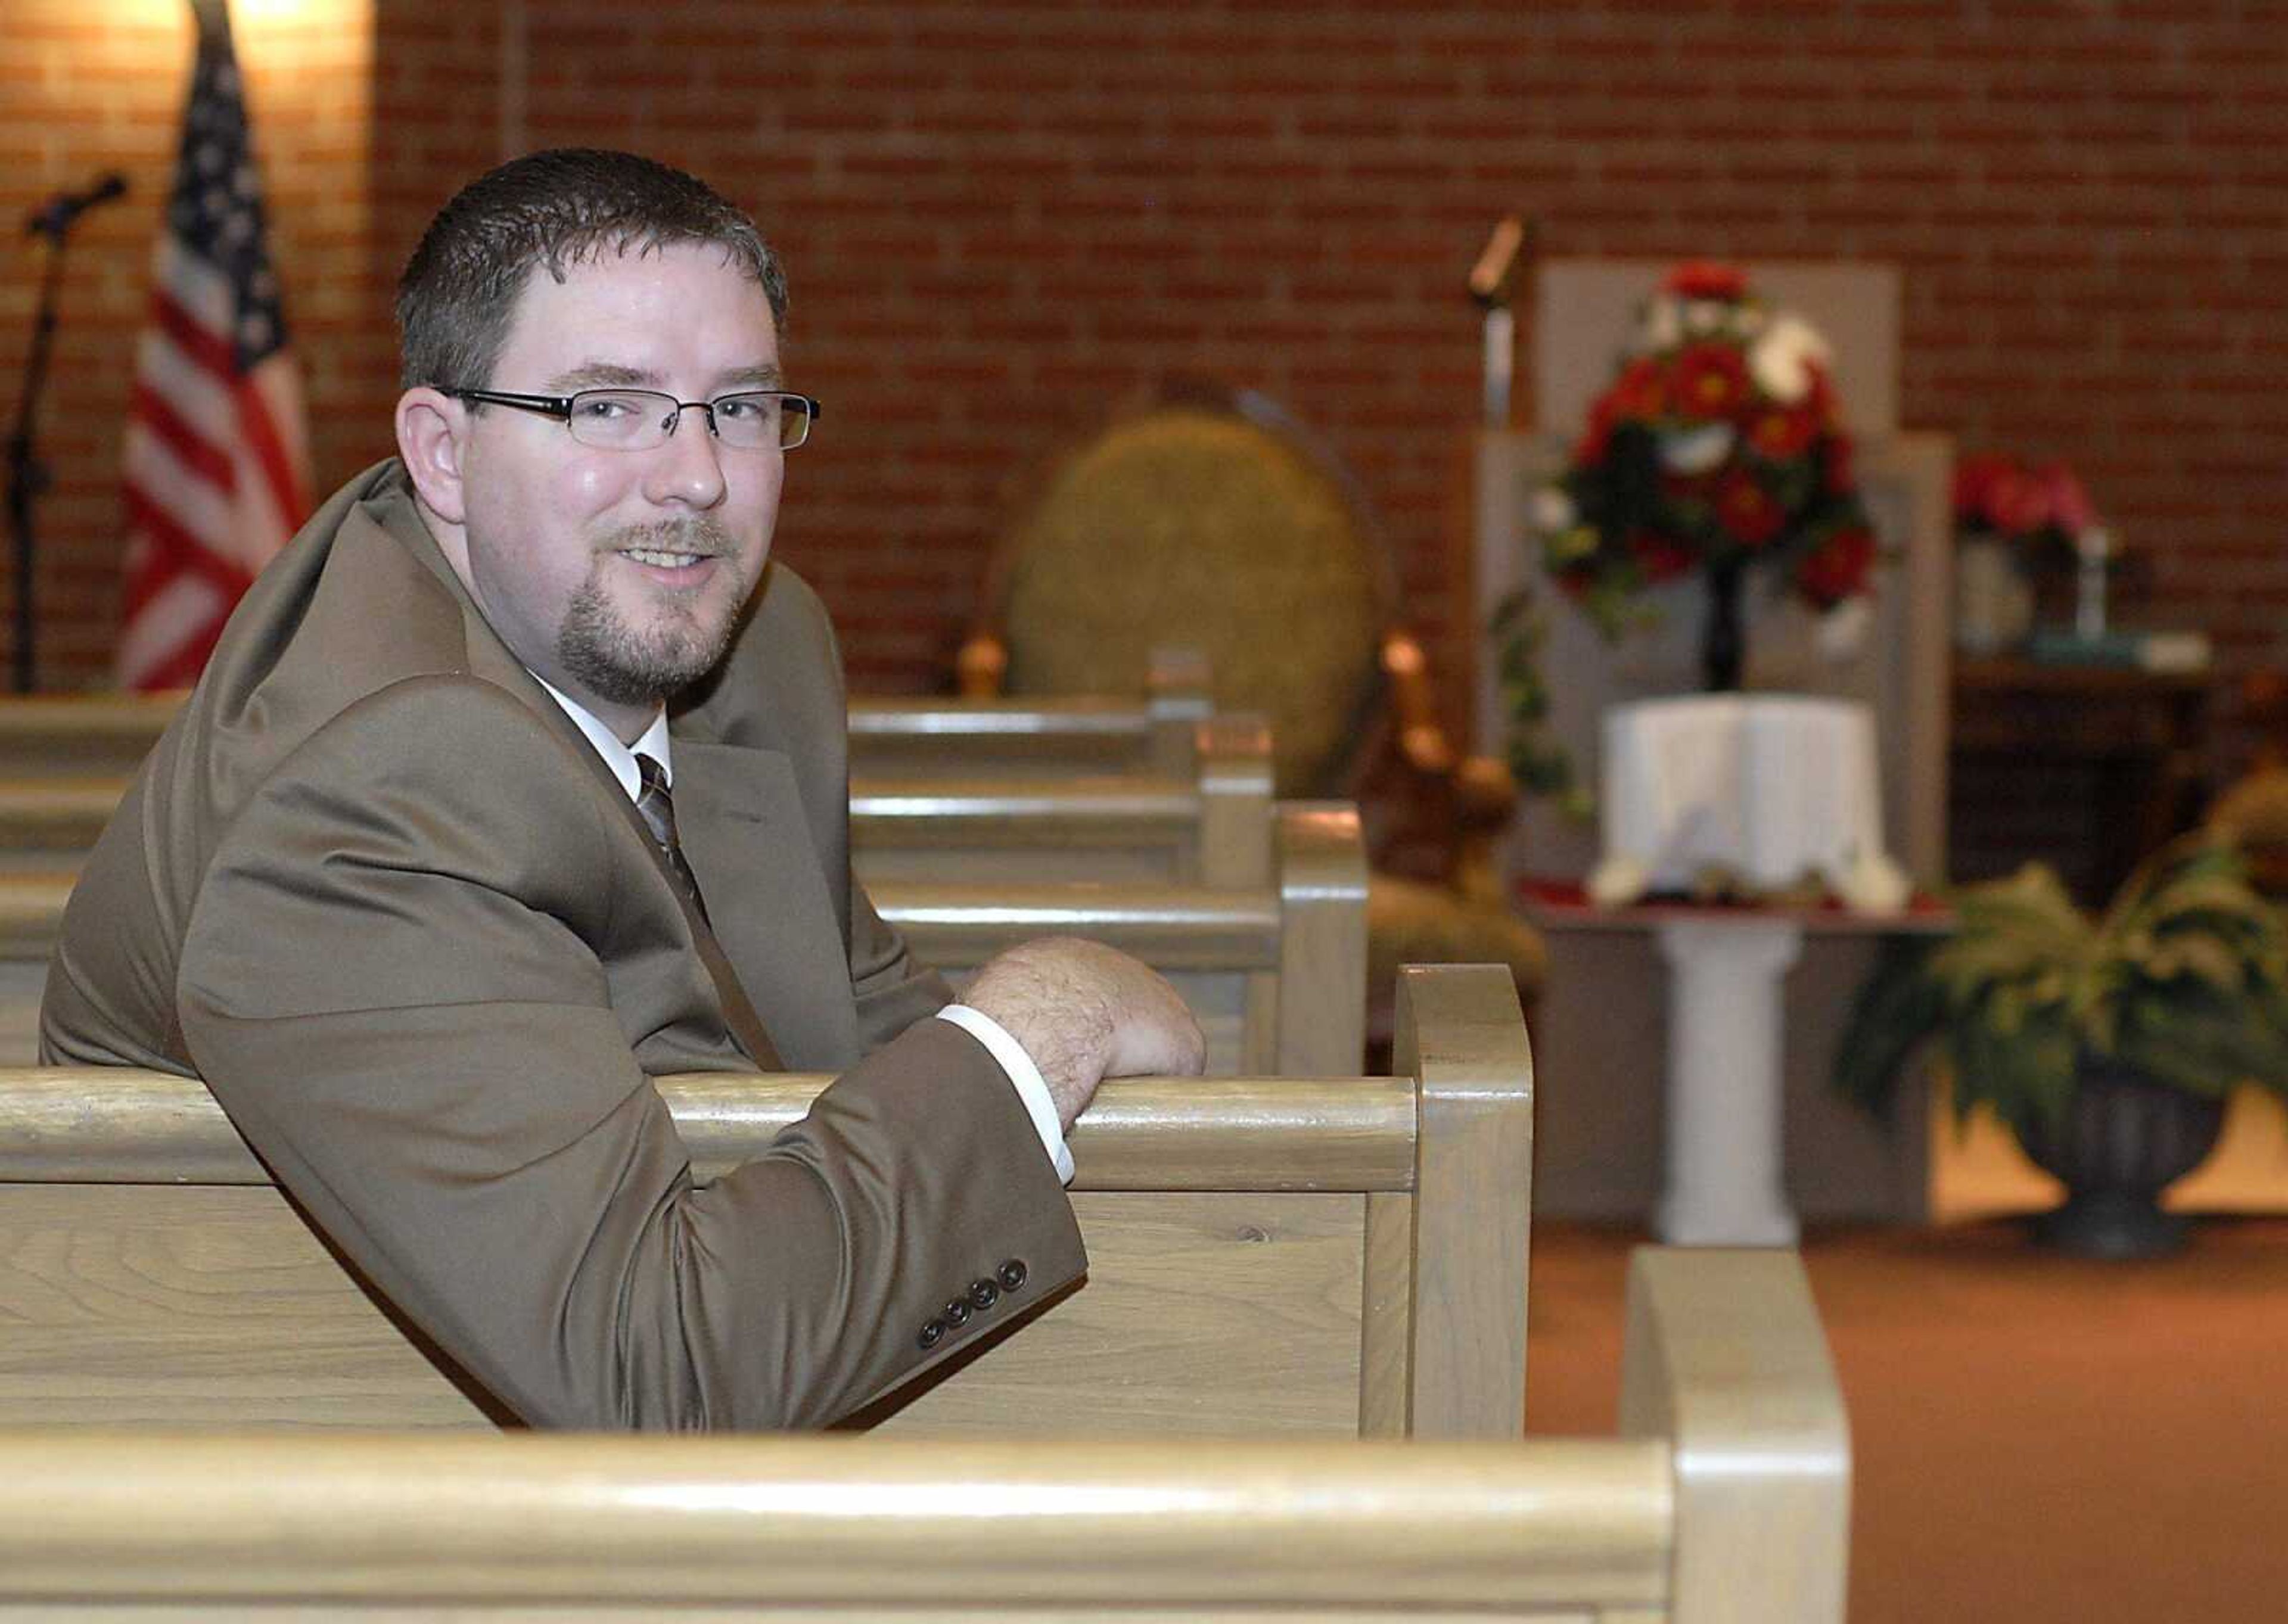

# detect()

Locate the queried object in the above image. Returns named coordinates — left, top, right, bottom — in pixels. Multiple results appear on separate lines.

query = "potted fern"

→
left=1835, top=834, right=2288, bottom=1256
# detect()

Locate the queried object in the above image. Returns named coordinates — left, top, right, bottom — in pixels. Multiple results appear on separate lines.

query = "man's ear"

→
left=394, top=387, right=470, bottom=524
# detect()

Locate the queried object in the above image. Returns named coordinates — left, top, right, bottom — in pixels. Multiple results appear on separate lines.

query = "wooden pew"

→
left=0, top=712, right=1274, bottom=886
left=0, top=650, right=1214, bottom=784
left=0, top=969, right=1849, bottom=1621
left=851, top=713, right=1277, bottom=888
left=887, top=801, right=1366, bottom=1077
left=0, top=965, right=1521, bottom=1437
left=0, top=779, right=112, bottom=875
left=848, top=643, right=1214, bottom=780
left=0, top=691, right=182, bottom=777
left=0, top=1270, right=1846, bottom=1620
left=0, top=873, right=66, bottom=1066
left=0, top=801, right=1365, bottom=1074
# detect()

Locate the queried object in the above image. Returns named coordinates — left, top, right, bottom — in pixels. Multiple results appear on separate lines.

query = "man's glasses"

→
left=449, top=388, right=820, bottom=452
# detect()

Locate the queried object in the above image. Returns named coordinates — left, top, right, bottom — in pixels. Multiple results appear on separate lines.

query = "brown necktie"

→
left=634, top=752, right=710, bottom=925
left=631, top=752, right=779, bottom=1069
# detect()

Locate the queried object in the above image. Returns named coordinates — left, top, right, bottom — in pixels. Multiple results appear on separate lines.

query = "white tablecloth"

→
left=1597, top=693, right=1902, bottom=906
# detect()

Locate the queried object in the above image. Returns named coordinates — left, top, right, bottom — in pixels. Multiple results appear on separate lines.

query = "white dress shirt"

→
left=531, top=677, right=1074, bottom=1183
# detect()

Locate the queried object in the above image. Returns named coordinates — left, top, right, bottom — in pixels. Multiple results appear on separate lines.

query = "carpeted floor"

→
left=1523, top=1218, right=2288, bottom=1624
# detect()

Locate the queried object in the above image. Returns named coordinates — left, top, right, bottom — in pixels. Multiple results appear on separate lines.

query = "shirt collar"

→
left=530, top=673, right=672, bottom=804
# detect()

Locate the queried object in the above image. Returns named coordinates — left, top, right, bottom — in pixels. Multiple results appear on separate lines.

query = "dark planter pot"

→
left=2012, top=1059, right=2228, bottom=1259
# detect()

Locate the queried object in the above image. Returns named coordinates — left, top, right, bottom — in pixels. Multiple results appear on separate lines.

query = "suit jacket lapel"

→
left=671, top=738, right=860, bottom=1072
left=365, top=474, right=784, bottom=1071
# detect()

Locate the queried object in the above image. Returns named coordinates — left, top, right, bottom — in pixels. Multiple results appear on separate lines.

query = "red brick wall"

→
left=1, top=0, right=375, bottom=682
left=7, top=2, right=2285, bottom=769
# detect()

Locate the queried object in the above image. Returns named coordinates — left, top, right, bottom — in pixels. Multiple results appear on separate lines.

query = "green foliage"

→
left=1833, top=836, right=2288, bottom=1137
left=1490, top=586, right=1594, bottom=823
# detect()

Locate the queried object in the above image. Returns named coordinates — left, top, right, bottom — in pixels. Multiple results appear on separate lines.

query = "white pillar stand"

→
left=1653, top=917, right=1805, bottom=1246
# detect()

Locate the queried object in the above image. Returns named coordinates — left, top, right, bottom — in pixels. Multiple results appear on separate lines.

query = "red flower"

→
left=1714, top=469, right=1786, bottom=547
left=1747, top=404, right=1818, bottom=460
left=1951, top=452, right=2017, bottom=527
left=1662, top=261, right=1748, bottom=301
left=1662, top=468, right=1718, bottom=503
left=1627, top=530, right=1696, bottom=583
left=1669, top=342, right=1751, bottom=421
left=1823, top=431, right=1855, bottom=496
left=1573, top=398, right=1617, bottom=466
left=1609, top=357, right=1667, bottom=421
left=1983, top=464, right=2049, bottom=536
left=1797, top=527, right=1877, bottom=606
left=1802, top=364, right=1838, bottom=416
left=1952, top=452, right=2103, bottom=540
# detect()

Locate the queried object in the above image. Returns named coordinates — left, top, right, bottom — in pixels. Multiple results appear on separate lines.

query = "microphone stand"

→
left=7, top=228, right=70, bottom=693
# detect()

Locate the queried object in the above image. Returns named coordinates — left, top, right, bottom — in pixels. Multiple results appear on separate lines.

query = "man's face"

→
left=447, top=241, right=785, bottom=730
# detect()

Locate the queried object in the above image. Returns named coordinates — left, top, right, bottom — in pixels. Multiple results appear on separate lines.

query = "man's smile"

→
left=620, top=545, right=713, bottom=571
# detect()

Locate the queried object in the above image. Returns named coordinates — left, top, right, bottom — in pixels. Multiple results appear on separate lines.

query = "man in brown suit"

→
left=41, top=150, right=1201, bottom=1430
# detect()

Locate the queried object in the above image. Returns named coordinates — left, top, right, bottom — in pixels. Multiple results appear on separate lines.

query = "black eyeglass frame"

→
left=447, top=387, right=822, bottom=450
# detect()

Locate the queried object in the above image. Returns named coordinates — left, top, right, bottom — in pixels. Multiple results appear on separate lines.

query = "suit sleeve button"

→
left=918, top=1317, right=946, bottom=1350
left=943, top=1298, right=972, bottom=1327
left=968, top=1278, right=1000, bottom=1311
left=997, top=1258, right=1028, bottom=1292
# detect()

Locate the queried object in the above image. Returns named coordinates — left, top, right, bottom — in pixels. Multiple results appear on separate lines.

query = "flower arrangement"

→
left=1535, top=263, right=1879, bottom=641
left=1495, top=263, right=1879, bottom=812
left=1951, top=452, right=2100, bottom=551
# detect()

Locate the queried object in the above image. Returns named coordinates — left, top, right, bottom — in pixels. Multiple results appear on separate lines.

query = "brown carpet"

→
left=1524, top=1218, right=2288, bottom=1624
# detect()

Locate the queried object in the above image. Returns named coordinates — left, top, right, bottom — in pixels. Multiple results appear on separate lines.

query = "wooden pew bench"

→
left=0, top=779, right=113, bottom=875
left=0, top=649, right=1216, bottom=783
left=850, top=713, right=1276, bottom=889
left=885, top=801, right=1365, bottom=1076
left=0, top=966, right=1527, bottom=1438
left=0, top=713, right=1276, bottom=888
left=0, top=692, right=182, bottom=777
left=0, top=968, right=1849, bottom=1621
left=0, top=801, right=1365, bottom=1074
left=0, top=873, right=66, bottom=1066
left=847, top=643, right=1213, bottom=780
left=0, top=1243, right=1845, bottom=1623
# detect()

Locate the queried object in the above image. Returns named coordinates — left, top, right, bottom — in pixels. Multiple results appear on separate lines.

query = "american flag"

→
left=116, top=0, right=310, bottom=691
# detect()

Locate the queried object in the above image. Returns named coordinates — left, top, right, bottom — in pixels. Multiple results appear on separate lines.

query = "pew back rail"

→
left=0, top=965, right=1520, bottom=1441
left=0, top=1249, right=1845, bottom=1623
left=879, top=799, right=1366, bottom=1076
left=0, top=802, right=1366, bottom=1076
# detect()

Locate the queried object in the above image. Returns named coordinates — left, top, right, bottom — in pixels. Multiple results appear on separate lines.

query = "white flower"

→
left=1748, top=313, right=1831, bottom=405
left=1835, top=849, right=1913, bottom=915
left=1532, top=487, right=1577, bottom=534
left=1640, top=295, right=1683, bottom=352
left=1814, top=594, right=1872, bottom=661
left=1659, top=421, right=1736, bottom=475
left=1587, top=854, right=1652, bottom=908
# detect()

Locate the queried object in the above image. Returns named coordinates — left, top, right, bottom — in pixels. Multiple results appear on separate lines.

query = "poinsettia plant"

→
left=1952, top=452, right=2100, bottom=551
left=1538, top=262, right=1879, bottom=633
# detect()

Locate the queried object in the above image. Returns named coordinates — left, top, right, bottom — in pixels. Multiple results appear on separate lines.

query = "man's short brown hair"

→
left=395, top=148, right=789, bottom=391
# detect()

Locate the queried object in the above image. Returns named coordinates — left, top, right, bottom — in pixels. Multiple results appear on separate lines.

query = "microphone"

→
left=26, top=173, right=128, bottom=241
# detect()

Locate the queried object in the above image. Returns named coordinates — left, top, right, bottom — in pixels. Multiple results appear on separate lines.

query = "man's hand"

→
left=962, top=937, right=1207, bottom=1130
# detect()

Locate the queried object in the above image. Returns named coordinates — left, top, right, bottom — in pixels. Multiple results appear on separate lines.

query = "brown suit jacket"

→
left=41, top=461, right=1084, bottom=1429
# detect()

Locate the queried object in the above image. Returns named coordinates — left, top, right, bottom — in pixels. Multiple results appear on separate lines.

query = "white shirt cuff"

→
left=933, top=1004, right=1075, bottom=1186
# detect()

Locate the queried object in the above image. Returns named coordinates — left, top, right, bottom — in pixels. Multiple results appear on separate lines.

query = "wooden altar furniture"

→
left=1950, top=656, right=2209, bottom=905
